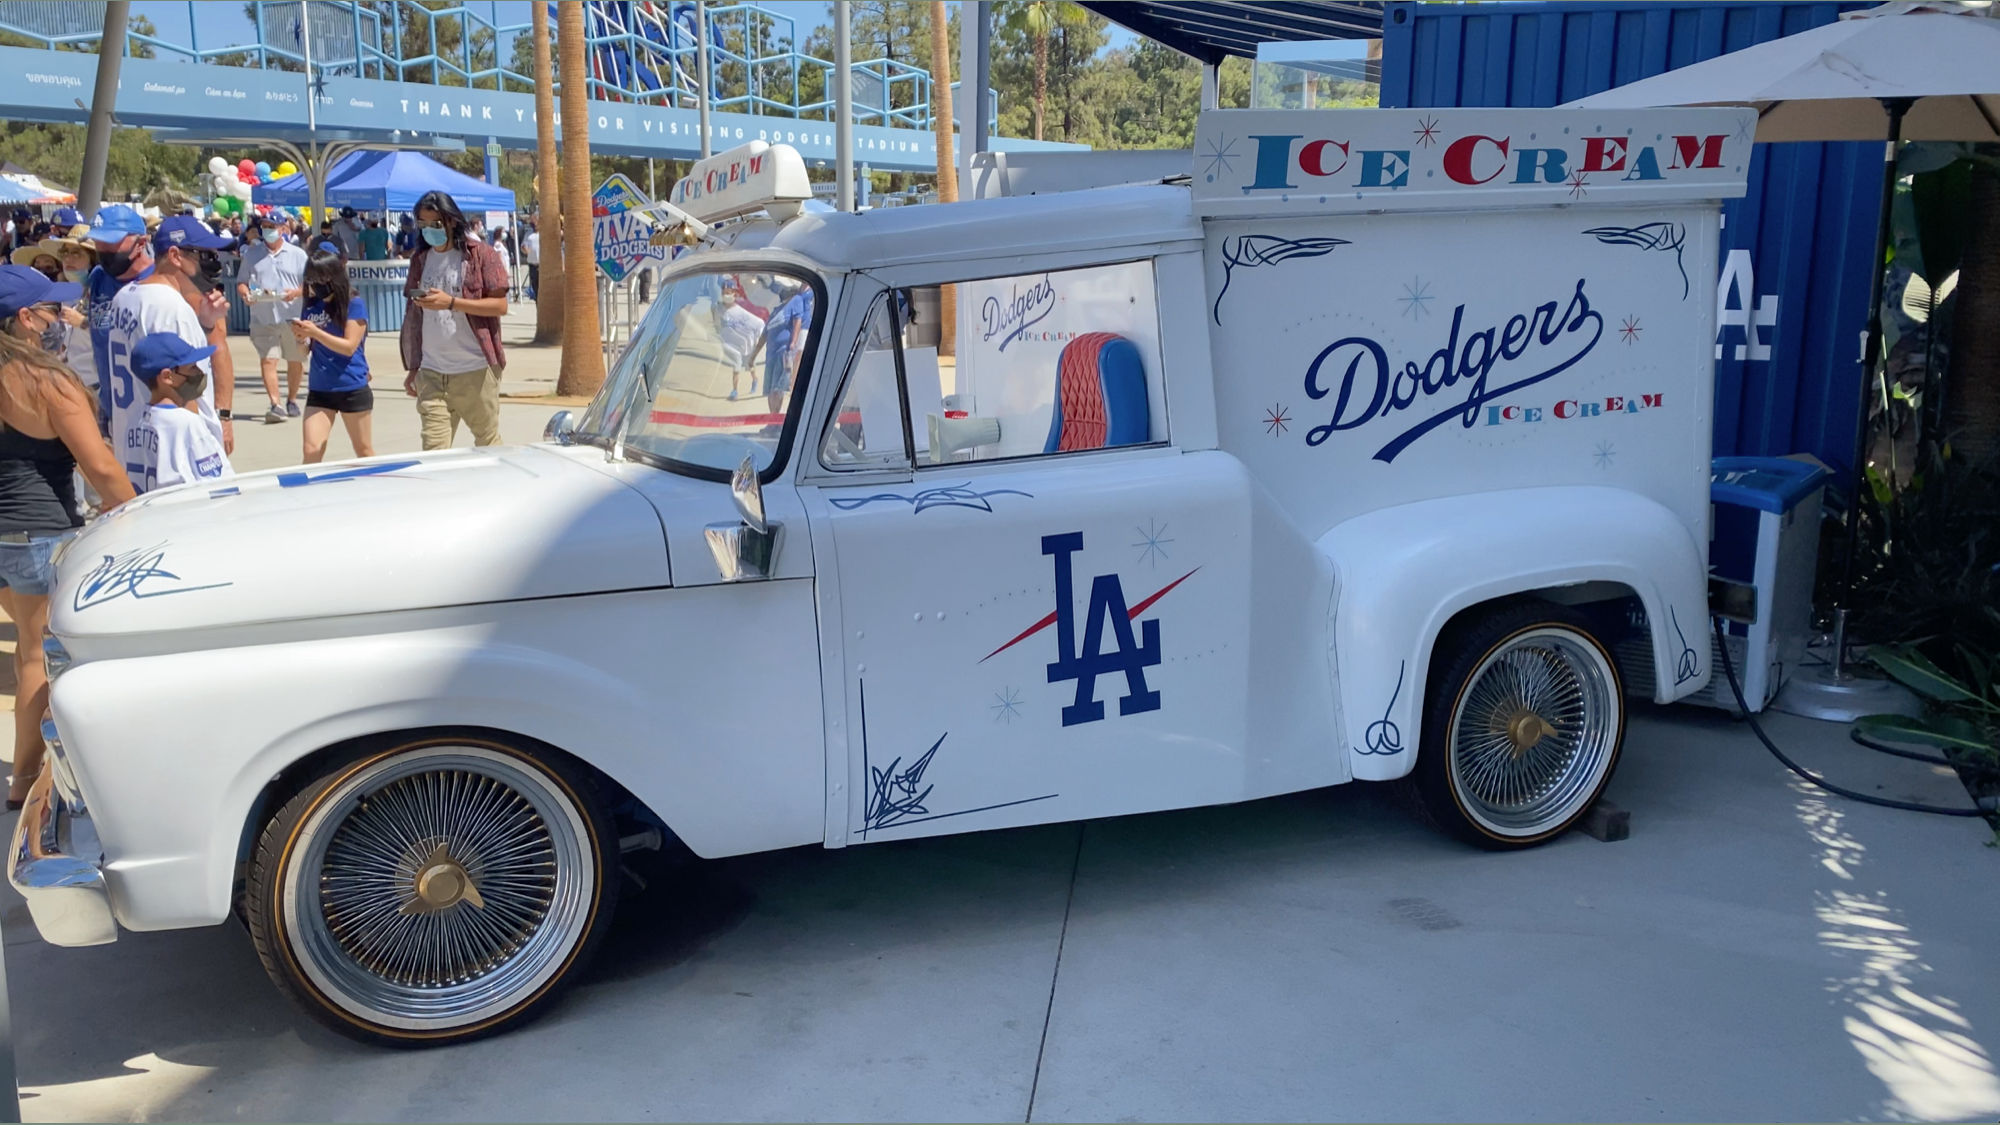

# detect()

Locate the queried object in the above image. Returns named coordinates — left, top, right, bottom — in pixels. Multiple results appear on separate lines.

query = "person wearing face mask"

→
left=289, top=251, right=375, bottom=464
left=130, top=332, right=233, bottom=491
left=0, top=265, right=135, bottom=809
left=82, top=204, right=155, bottom=428
left=237, top=215, right=309, bottom=423
left=37, top=227, right=100, bottom=397
left=105, top=215, right=237, bottom=492
left=401, top=190, right=509, bottom=450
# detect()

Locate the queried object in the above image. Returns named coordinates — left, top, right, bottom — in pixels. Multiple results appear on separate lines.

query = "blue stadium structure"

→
left=0, top=1, right=1045, bottom=172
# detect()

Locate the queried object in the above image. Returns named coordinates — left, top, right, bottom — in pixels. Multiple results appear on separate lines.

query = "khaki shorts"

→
left=248, top=321, right=307, bottom=364
left=414, top=366, right=501, bottom=449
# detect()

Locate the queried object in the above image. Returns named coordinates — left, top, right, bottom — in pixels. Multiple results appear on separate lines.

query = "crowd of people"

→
left=0, top=188, right=517, bottom=807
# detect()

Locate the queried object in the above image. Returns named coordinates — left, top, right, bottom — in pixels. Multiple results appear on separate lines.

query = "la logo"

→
left=1043, top=532, right=1162, bottom=727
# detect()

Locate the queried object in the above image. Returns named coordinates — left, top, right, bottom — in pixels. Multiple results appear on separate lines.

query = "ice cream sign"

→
left=668, top=139, right=813, bottom=224
left=1193, top=108, right=1754, bottom=217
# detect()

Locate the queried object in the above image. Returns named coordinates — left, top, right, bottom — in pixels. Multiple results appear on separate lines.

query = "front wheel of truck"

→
left=1413, top=603, right=1625, bottom=849
left=244, top=735, right=620, bottom=1047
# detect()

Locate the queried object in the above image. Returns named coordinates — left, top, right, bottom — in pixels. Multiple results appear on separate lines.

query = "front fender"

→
left=1320, top=487, right=1708, bottom=782
left=53, top=585, right=827, bottom=932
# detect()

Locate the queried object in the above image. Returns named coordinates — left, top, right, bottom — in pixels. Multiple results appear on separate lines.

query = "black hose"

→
left=1712, top=618, right=1989, bottom=818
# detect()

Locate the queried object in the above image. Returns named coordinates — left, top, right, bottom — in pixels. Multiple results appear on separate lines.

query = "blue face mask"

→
left=421, top=226, right=448, bottom=248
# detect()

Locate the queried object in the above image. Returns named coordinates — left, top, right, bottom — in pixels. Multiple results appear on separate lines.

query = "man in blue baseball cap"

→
left=128, top=330, right=231, bottom=491
left=103, top=214, right=237, bottom=490
left=82, top=204, right=153, bottom=424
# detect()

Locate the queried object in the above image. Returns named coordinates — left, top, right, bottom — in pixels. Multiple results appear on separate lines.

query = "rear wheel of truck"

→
left=243, top=735, right=619, bottom=1047
left=1414, top=603, right=1625, bottom=849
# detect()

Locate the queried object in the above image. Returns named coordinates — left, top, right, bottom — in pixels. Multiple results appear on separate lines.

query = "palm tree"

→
left=556, top=1, right=604, bottom=396
left=929, top=0, right=957, bottom=357
left=531, top=0, right=563, bottom=346
left=1021, top=0, right=1054, bottom=142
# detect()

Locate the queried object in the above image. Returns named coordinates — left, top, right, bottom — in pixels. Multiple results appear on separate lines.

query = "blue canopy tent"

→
left=253, top=150, right=516, bottom=213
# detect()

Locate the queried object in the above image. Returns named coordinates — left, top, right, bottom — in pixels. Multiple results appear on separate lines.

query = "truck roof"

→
left=714, top=182, right=1204, bottom=269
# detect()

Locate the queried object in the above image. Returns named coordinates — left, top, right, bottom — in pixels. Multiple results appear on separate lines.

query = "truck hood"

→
left=51, top=446, right=670, bottom=639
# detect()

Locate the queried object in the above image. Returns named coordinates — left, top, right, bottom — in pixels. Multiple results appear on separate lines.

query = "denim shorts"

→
left=0, top=531, right=75, bottom=597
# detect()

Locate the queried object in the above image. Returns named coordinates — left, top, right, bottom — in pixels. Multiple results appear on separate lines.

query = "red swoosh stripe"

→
left=979, top=566, right=1200, bottom=663
left=980, top=609, right=1060, bottom=664
left=1125, top=567, right=1199, bottom=618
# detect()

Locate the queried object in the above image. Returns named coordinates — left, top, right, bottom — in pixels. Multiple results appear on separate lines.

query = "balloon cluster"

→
left=203, top=155, right=300, bottom=217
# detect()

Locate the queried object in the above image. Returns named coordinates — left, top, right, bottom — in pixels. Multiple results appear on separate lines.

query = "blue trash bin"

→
left=1699, top=455, right=1830, bottom=712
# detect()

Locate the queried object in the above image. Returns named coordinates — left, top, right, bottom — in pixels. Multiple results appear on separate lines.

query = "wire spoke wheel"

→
left=263, top=742, right=609, bottom=1040
left=1446, top=626, right=1619, bottom=837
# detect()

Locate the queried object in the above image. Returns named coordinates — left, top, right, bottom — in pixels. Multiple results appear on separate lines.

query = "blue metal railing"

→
left=0, top=1, right=997, bottom=132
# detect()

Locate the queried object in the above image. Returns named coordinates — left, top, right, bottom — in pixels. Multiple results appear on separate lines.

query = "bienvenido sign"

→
left=1193, top=107, right=1755, bottom=216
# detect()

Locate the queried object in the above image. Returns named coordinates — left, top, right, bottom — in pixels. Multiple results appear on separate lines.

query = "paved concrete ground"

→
left=3, top=706, right=1996, bottom=1122
left=216, top=303, right=573, bottom=469
left=1, top=309, right=1997, bottom=1121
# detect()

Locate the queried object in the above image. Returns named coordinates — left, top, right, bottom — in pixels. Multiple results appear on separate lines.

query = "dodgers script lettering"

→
left=981, top=275, right=1056, bottom=353
left=1303, top=278, right=1604, bottom=463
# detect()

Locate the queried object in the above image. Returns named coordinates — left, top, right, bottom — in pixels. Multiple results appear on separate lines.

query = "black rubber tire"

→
left=242, top=734, right=620, bottom=1047
left=1412, top=601, right=1625, bottom=850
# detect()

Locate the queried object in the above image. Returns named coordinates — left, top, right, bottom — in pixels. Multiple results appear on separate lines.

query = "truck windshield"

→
left=574, top=266, right=822, bottom=478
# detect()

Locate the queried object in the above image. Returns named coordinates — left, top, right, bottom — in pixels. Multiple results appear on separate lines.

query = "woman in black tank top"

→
left=0, top=265, right=135, bottom=807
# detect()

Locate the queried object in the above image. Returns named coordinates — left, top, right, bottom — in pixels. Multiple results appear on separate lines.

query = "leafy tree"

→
left=990, top=2, right=1103, bottom=143
left=0, top=122, right=200, bottom=199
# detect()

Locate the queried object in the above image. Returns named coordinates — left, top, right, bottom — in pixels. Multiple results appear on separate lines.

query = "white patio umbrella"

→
left=1566, top=1, right=2000, bottom=706
left=1566, top=2, right=2000, bottom=141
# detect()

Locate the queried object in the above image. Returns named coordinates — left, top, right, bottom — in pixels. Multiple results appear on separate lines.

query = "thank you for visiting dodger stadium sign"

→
left=1192, top=108, right=1755, bottom=216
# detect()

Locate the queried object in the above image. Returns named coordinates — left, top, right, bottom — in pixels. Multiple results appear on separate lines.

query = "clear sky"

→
left=129, top=2, right=1132, bottom=60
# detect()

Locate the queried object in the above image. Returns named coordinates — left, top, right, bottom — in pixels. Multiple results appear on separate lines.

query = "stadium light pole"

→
left=834, top=0, right=852, bottom=210
left=695, top=1, right=712, bottom=158
left=77, top=0, right=131, bottom=216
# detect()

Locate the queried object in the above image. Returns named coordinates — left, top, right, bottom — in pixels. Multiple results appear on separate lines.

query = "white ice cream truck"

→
left=13, top=108, right=1751, bottom=1045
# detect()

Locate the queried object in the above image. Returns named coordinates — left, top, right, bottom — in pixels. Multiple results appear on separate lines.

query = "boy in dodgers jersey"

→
left=105, top=217, right=234, bottom=491
left=130, top=333, right=232, bottom=491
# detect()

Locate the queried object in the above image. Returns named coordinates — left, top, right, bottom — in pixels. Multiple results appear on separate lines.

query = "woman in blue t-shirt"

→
left=288, top=250, right=375, bottom=464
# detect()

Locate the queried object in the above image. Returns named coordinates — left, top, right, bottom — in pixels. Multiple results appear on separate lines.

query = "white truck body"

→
left=15, top=108, right=1751, bottom=1041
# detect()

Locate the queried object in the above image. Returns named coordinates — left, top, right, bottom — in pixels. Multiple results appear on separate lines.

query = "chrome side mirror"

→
left=705, top=454, right=780, bottom=580
left=544, top=409, right=577, bottom=445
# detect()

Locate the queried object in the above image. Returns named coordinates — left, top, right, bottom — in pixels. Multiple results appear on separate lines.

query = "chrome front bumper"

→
left=7, top=719, right=117, bottom=947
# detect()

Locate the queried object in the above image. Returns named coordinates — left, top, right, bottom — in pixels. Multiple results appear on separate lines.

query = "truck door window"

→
left=939, top=260, right=1163, bottom=464
left=820, top=261, right=1164, bottom=471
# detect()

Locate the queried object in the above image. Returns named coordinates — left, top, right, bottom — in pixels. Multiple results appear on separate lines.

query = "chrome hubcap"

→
left=1448, top=628, right=1618, bottom=836
left=283, top=747, right=595, bottom=1031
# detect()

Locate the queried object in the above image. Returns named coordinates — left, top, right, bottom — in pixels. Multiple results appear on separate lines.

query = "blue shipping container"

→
left=1380, top=0, right=1879, bottom=483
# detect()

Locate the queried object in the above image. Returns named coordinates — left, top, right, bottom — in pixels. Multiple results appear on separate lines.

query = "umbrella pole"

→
left=1833, top=95, right=1913, bottom=675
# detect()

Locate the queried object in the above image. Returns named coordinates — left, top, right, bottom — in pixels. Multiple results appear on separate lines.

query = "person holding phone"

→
left=399, top=190, right=509, bottom=450
left=289, top=250, right=374, bottom=464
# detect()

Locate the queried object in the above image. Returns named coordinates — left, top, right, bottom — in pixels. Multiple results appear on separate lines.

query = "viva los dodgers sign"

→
left=1193, top=108, right=1754, bottom=216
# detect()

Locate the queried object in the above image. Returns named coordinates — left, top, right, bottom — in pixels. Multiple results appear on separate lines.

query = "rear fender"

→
left=1319, top=487, right=1708, bottom=781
